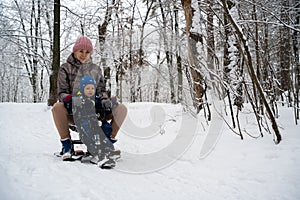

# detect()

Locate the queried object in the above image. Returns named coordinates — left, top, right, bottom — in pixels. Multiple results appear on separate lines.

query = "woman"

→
left=52, top=36, right=127, bottom=161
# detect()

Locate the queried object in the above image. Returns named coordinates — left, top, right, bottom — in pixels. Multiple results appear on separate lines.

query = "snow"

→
left=0, top=102, right=300, bottom=200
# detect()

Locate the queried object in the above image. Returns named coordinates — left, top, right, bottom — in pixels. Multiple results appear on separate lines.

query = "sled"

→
left=54, top=124, right=121, bottom=169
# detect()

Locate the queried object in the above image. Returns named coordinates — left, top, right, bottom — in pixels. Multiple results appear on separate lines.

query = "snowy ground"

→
left=0, top=102, right=299, bottom=200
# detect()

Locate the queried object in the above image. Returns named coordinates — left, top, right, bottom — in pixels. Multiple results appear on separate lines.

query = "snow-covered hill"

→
left=0, top=102, right=299, bottom=200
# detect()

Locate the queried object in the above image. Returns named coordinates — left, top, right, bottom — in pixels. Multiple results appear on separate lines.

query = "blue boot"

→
left=101, top=120, right=112, bottom=138
left=101, top=120, right=117, bottom=143
left=60, top=138, right=73, bottom=161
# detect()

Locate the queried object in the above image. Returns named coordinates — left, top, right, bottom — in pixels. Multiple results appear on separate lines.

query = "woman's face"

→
left=74, top=49, right=91, bottom=63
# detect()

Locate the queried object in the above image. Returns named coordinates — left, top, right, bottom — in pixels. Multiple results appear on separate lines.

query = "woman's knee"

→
left=117, top=103, right=127, bottom=113
left=52, top=102, right=67, bottom=114
left=114, top=103, right=127, bottom=117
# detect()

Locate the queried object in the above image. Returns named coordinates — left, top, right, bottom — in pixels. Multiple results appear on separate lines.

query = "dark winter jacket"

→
left=57, top=54, right=107, bottom=102
left=74, top=96, right=97, bottom=119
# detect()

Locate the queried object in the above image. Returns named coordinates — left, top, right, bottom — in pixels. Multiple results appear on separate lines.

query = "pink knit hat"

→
left=72, top=36, right=93, bottom=53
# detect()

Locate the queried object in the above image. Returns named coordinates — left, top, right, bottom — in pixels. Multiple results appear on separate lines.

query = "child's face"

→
left=83, top=84, right=95, bottom=98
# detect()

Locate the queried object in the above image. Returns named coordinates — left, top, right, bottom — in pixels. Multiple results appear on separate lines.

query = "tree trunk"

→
left=154, top=33, right=162, bottom=103
left=206, top=0, right=215, bottom=74
left=48, top=0, right=60, bottom=106
left=159, top=0, right=176, bottom=104
left=174, top=2, right=183, bottom=103
left=98, top=0, right=115, bottom=98
left=129, top=0, right=136, bottom=102
left=181, top=0, right=205, bottom=112
left=293, top=0, right=300, bottom=121
left=279, top=0, right=291, bottom=95
left=252, top=2, right=265, bottom=115
left=223, top=0, right=236, bottom=127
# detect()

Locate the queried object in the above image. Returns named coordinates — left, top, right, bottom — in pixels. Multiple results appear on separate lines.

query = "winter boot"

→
left=88, top=153, right=116, bottom=169
left=97, top=155, right=116, bottom=169
left=108, top=149, right=121, bottom=161
left=101, top=120, right=112, bottom=138
left=109, top=137, right=118, bottom=144
left=102, top=137, right=120, bottom=161
left=60, top=138, right=73, bottom=161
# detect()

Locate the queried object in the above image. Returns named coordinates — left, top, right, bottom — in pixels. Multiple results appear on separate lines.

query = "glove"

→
left=95, top=96, right=112, bottom=119
left=110, top=96, right=119, bottom=108
left=63, top=94, right=72, bottom=103
left=101, top=98, right=112, bottom=110
left=63, top=94, right=72, bottom=114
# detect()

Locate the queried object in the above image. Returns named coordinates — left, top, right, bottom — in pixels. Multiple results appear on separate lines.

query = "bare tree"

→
left=158, top=0, right=176, bottom=104
left=98, top=0, right=115, bottom=98
left=292, top=0, right=300, bottom=122
left=221, top=0, right=282, bottom=144
left=0, top=0, right=298, bottom=134
left=129, top=0, right=137, bottom=102
left=48, top=0, right=60, bottom=106
left=279, top=0, right=292, bottom=103
left=136, top=0, right=155, bottom=102
left=174, top=1, right=183, bottom=103
left=181, top=0, right=205, bottom=112
left=14, top=0, right=45, bottom=102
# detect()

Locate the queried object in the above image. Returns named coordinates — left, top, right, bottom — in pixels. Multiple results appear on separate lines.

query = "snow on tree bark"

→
left=181, top=0, right=205, bottom=112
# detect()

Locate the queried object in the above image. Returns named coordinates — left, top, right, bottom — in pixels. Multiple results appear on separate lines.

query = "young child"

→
left=78, top=76, right=117, bottom=143
left=73, top=76, right=118, bottom=168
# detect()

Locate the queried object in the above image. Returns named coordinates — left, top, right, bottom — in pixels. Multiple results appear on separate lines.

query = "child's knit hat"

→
left=80, top=76, right=96, bottom=94
left=73, top=36, right=93, bottom=53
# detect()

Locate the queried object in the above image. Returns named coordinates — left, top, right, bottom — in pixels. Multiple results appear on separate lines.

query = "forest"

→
left=0, top=0, right=299, bottom=143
